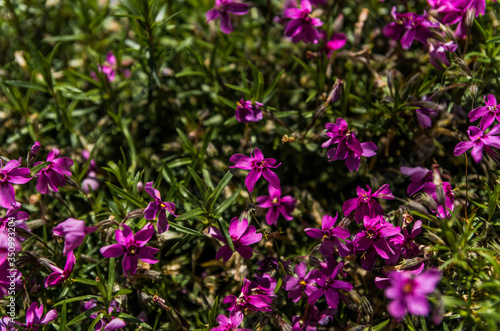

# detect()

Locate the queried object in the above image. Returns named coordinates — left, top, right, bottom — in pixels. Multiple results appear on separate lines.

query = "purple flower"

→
left=400, top=166, right=434, bottom=196
left=100, top=223, right=159, bottom=276
left=429, top=0, right=471, bottom=38
left=429, top=41, right=457, bottom=71
left=223, top=278, right=273, bottom=312
left=389, top=220, right=423, bottom=263
left=256, top=185, right=296, bottom=226
left=283, top=0, right=324, bottom=44
left=382, top=7, right=439, bottom=49
left=0, top=158, right=31, bottom=209
left=0, top=203, right=29, bottom=256
left=375, top=263, right=425, bottom=290
left=18, top=302, right=57, bottom=331
left=28, top=141, right=41, bottom=167
left=235, top=99, right=263, bottom=123
left=304, top=213, right=350, bottom=257
left=291, top=305, right=335, bottom=331
left=143, top=182, right=178, bottom=234
left=308, top=261, right=353, bottom=308
left=34, top=148, right=73, bottom=195
left=385, top=269, right=441, bottom=319
left=81, top=300, right=126, bottom=331
left=81, top=150, right=99, bottom=193
left=0, top=258, right=22, bottom=300
left=211, top=311, right=252, bottom=331
left=53, top=218, right=96, bottom=256
left=454, top=125, right=500, bottom=163
left=342, top=184, right=394, bottom=224
left=206, top=0, right=249, bottom=34
left=353, top=215, right=404, bottom=269
left=423, top=181, right=455, bottom=218
left=208, top=217, right=262, bottom=262
left=283, top=262, right=317, bottom=302
left=324, top=33, right=347, bottom=58
left=45, top=251, right=76, bottom=288
left=322, top=118, right=377, bottom=172
left=92, top=52, right=117, bottom=81
left=469, top=94, right=500, bottom=130
left=229, top=148, right=281, bottom=193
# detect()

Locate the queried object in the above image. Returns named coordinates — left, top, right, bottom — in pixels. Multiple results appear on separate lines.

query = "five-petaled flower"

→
left=144, top=182, right=178, bottom=234
left=283, top=262, right=317, bottom=302
left=304, top=213, right=350, bottom=257
left=17, top=302, right=57, bottom=331
left=206, top=0, right=249, bottom=34
left=343, top=184, right=394, bottom=224
left=256, top=185, right=296, bottom=226
left=100, top=223, right=159, bottom=276
left=229, top=148, right=281, bottom=193
left=209, top=217, right=262, bottom=262
left=308, top=260, right=353, bottom=308
left=34, top=148, right=73, bottom=195
left=385, top=269, right=441, bottom=319
left=45, top=251, right=76, bottom=288
left=235, top=99, right=263, bottom=123
left=211, top=311, right=252, bottom=331
left=453, top=125, right=500, bottom=163
left=283, top=0, right=324, bottom=44
left=469, top=94, right=500, bottom=130
left=0, top=158, right=31, bottom=209
left=223, top=278, right=273, bottom=312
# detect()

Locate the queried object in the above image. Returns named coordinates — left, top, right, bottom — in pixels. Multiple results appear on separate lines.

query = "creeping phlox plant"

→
left=1, top=0, right=500, bottom=330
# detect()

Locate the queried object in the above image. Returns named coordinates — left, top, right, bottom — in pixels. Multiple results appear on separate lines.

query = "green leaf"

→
left=372, top=319, right=390, bottom=331
left=263, top=69, right=285, bottom=99
left=176, top=207, right=206, bottom=221
left=67, top=306, right=102, bottom=327
left=208, top=296, right=219, bottom=328
left=116, top=313, right=153, bottom=329
left=72, top=277, right=97, bottom=286
left=179, top=185, right=203, bottom=208
left=5, top=80, right=47, bottom=92
left=53, top=295, right=100, bottom=307
left=30, top=162, right=51, bottom=176
left=214, top=190, right=239, bottom=215
left=216, top=95, right=236, bottom=109
left=169, top=222, right=204, bottom=236
left=225, top=84, right=251, bottom=94
left=187, top=166, right=207, bottom=196
left=106, top=182, right=147, bottom=208
left=216, top=217, right=234, bottom=252
left=176, top=128, right=197, bottom=154
left=107, top=258, right=115, bottom=301
left=207, top=171, right=233, bottom=212
left=113, top=289, right=133, bottom=297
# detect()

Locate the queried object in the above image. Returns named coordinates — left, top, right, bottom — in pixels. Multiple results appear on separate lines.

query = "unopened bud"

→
left=28, top=141, right=41, bottom=168
left=327, top=79, right=343, bottom=104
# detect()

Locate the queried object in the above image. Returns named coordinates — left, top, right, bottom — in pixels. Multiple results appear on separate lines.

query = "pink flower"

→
left=143, top=182, right=177, bottom=234
left=229, top=148, right=281, bottom=193
left=282, top=262, right=317, bottom=302
left=206, top=0, right=249, bottom=34
left=208, top=217, right=262, bottom=262
left=235, top=99, right=263, bottom=123
left=0, top=258, right=22, bottom=300
left=52, top=218, right=96, bottom=256
left=283, top=0, right=324, bottom=44
left=324, top=33, right=347, bottom=57
left=308, top=261, right=353, bottom=308
left=453, top=125, right=500, bottom=163
left=400, top=166, right=434, bottom=196
left=80, top=300, right=127, bottom=331
left=304, top=213, right=350, bottom=257
left=342, top=184, right=394, bottom=224
left=385, top=269, right=441, bottom=319
left=44, top=251, right=76, bottom=288
left=469, top=94, right=500, bottom=130
left=211, top=311, right=251, bottom=331
left=34, top=148, right=73, bottom=195
left=92, top=52, right=117, bottom=81
left=0, top=158, right=31, bottom=209
left=100, top=223, right=159, bottom=276
left=223, top=278, right=273, bottom=312
left=429, top=41, right=457, bottom=71
left=18, top=302, right=57, bottom=331
left=256, top=185, right=296, bottom=226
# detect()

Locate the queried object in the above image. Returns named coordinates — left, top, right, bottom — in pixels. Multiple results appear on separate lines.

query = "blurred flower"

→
left=256, top=185, right=296, bottom=226
left=400, top=166, right=434, bottom=196
left=304, top=213, right=350, bottom=257
left=308, top=260, right=352, bottom=308
left=17, top=302, right=57, bottom=331
left=229, top=148, right=281, bottom=193
left=81, top=300, right=126, bottom=331
left=45, top=251, right=75, bottom=288
left=454, top=125, right=500, bottom=163
left=52, top=218, right=96, bottom=256
left=28, top=141, right=41, bottom=167
left=283, top=0, right=324, bottom=44
left=0, top=258, right=22, bottom=300
left=93, top=52, right=117, bottom=81
left=324, top=33, right=347, bottom=57
left=291, top=305, right=336, bottom=331
left=206, top=0, right=249, bottom=34
left=283, top=262, right=317, bottom=302
left=429, top=41, right=457, bottom=71
left=382, top=7, right=438, bottom=49
left=144, top=182, right=177, bottom=234
left=81, top=150, right=99, bottom=193
left=469, top=94, right=500, bottom=130
left=385, top=269, right=441, bottom=319
left=256, top=256, right=291, bottom=273
left=223, top=278, right=273, bottom=312
left=0, top=158, right=31, bottom=209
left=209, top=217, right=262, bottom=262
left=343, top=184, right=394, bottom=224
left=235, top=99, right=263, bottom=123
left=211, top=311, right=251, bottom=331
left=100, top=223, right=159, bottom=276
left=34, top=148, right=73, bottom=195
left=375, top=262, right=425, bottom=290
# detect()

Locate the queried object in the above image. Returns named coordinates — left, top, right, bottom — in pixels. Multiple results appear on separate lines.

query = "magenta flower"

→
left=53, top=218, right=96, bottom=256
left=453, top=125, right=500, bottom=163
left=18, top=302, right=57, bottom=331
left=429, top=41, right=457, bottom=71
left=0, top=258, right=22, bottom=300
left=44, top=251, right=76, bottom=288
left=343, top=184, right=394, bottom=224
left=206, top=0, right=249, bottom=34
left=211, top=311, right=251, bottom=331
left=385, top=269, right=441, bottom=319
left=322, top=118, right=377, bottom=172
left=100, top=223, right=159, bottom=276
left=0, top=203, right=29, bottom=260
left=223, top=278, right=273, bottom=312
left=400, top=166, right=434, bottom=196
left=469, top=94, right=500, bottom=130
left=291, top=305, right=335, bottom=331
left=304, top=213, right=350, bottom=257
left=382, top=7, right=439, bottom=49
left=324, top=33, right=347, bottom=57
left=143, top=182, right=178, bottom=234
left=423, top=181, right=455, bottom=218
left=208, top=217, right=262, bottom=262
left=0, top=158, right=31, bottom=209
left=283, top=262, right=317, bottom=302
left=81, top=300, right=127, bottom=331
left=256, top=185, right=296, bottom=226
left=375, top=263, right=425, bottom=290
left=235, top=99, right=263, bottom=123
left=81, top=150, right=99, bottom=193
left=283, top=0, right=324, bottom=44
left=308, top=261, right=353, bottom=308
left=353, top=215, right=404, bottom=269
left=229, top=148, right=281, bottom=193
left=34, top=148, right=73, bottom=194
left=92, top=52, right=117, bottom=82
left=429, top=0, right=484, bottom=38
